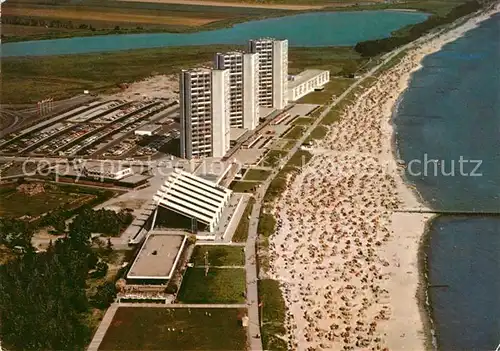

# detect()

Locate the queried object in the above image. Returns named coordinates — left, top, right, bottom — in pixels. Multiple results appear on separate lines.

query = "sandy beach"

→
left=268, top=5, right=500, bottom=351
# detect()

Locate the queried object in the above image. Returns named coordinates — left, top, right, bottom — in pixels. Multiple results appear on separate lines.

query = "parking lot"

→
left=0, top=99, right=180, bottom=159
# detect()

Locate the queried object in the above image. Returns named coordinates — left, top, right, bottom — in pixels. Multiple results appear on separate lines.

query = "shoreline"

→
left=267, top=4, right=499, bottom=350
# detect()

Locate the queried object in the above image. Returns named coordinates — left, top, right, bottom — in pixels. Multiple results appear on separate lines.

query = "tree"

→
left=90, top=281, right=116, bottom=309
left=106, top=238, right=113, bottom=254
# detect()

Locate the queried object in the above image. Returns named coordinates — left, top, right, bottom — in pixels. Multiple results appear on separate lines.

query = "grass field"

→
left=259, top=279, right=287, bottom=351
left=292, top=117, right=313, bottom=126
left=2, top=46, right=366, bottom=104
left=244, top=169, right=271, bottom=181
left=99, top=307, right=247, bottom=350
left=232, top=197, right=255, bottom=242
left=177, top=268, right=246, bottom=304
left=304, top=125, right=328, bottom=143
left=283, top=125, right=306, bottom=140
left=0, top=182, right=94, bottom=218
left=282, top=139, right=297, bottom=150
left=190, top=245, right=245, bottom=266
left=297, top=77, right=354, bottom=105
left=229, top=180, right=260, bottom=193
left=260, top=150, right=287, bottom=168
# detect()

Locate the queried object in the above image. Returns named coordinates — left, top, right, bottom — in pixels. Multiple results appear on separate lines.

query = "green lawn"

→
left=288, top=47, right=366, bottom=76
left=297, top=77, right=354, bottom=105
left=260, top=150, right=287, bottom=168
left=286, top=150, right=313, bottom=167
left=229, top=181, right=260, bottom=193
left=259, top=279, right=287, bottom=351
left=244, top=169, right=271, bottom=181
left=304, top=125, right=328, bottom=143
left=177, top=268, right=246, bottom=304
left=283, top=125, right=306, bottom=140
left=292, top=117, right=313, bottom=126
left=190, top=245, right=245, bottom=266
left=99, top=307, right=247, bottom=350
left=282, top=139, right=297, bottom=151
left=232, top=197, right=255, bottom=243
left=257, top=213, right=276, bottom=239
left=0, top=182, right=97, bottom=219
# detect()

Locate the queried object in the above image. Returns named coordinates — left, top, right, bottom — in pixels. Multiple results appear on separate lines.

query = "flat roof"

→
left=83, top=161, right=131, bottom=173
left=258, top=106, right=275, bottom=119
left=127, top=233, right=187, bottom=280
left=288, top=69, right=329, bottom=89
left=135, top=124, right=160, bottom=132
left=287, top=103, right=320, bottom=118
left=119, top=174, right=149, bottom=184
left=230, top=128, right=248, bottom=141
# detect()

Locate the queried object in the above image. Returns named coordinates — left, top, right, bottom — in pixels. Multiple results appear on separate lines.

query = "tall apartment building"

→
left=214, top=51, right=259, bottom=130
left=248, top=38, right=288, bottom=110
left=180, top=68, right=230, bottom=159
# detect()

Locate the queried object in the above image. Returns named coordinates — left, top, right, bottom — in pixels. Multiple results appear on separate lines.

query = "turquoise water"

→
left=394, top=14, right=500, bottom=350
left=1, top=11, right=428, bottom=57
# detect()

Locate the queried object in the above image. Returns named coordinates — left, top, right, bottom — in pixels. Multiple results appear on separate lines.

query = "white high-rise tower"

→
left=214, top=51, right=259, bottom=130
left=180, top=68, right=230, bottom=159
left=248, top=38, right=288, bottom=110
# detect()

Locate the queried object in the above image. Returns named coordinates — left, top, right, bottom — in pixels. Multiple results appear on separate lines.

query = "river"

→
left=1, top=10, right=428, bottom=57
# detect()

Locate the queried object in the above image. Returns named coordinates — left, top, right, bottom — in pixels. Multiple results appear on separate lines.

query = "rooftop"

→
left=230, top=128, right=248, bottom=141
left=288, top=69, right=329, bottom=89
left=118, top=174, right=149, bottom=185
left=258, top=106, right=276, bottom=119
left=135, top=124, right=161, bottom=133
left=127, top=233, right=187, bottom=280
left=82, top=161, right=131, bottom=173
left=152, top=168, right=232, bottom=232
left=287, top=103, right=320, bottom=118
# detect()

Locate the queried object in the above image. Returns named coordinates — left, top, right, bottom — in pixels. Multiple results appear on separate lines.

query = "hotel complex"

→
left=180, top=37, right=328, bottom=160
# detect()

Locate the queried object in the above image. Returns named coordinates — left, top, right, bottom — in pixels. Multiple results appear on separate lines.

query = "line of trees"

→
left=3, top=15, right=95, bottom=30
left=354, top=1, right=483, bottom=57
left=3, top=15, right=137, bottom=32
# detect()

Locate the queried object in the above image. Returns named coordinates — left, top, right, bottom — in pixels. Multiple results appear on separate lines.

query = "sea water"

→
left=394, top=13, right=500, bottom=350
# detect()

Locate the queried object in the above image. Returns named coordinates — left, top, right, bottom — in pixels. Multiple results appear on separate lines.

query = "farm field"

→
left=1, top=7, right=224, bottom=26
left=98, top=307, right=247, bottom=350
left=117, top=0, right=331, bottom=9
left=1, top=0, right=292, bottom=42
left=177, top=268, right=246, bottom=304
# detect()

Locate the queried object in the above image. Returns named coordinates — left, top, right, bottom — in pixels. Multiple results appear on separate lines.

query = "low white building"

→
left=288, top=70, right=330, bottom=102
left=83, top=161, right=133, bottom=180
left=134, top=124, right=161, bottom=136
left=151, top=168, right=232, bottom=233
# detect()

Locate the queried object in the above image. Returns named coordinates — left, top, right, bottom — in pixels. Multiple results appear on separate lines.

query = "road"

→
left=243, top=32, right=445, bottom=350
